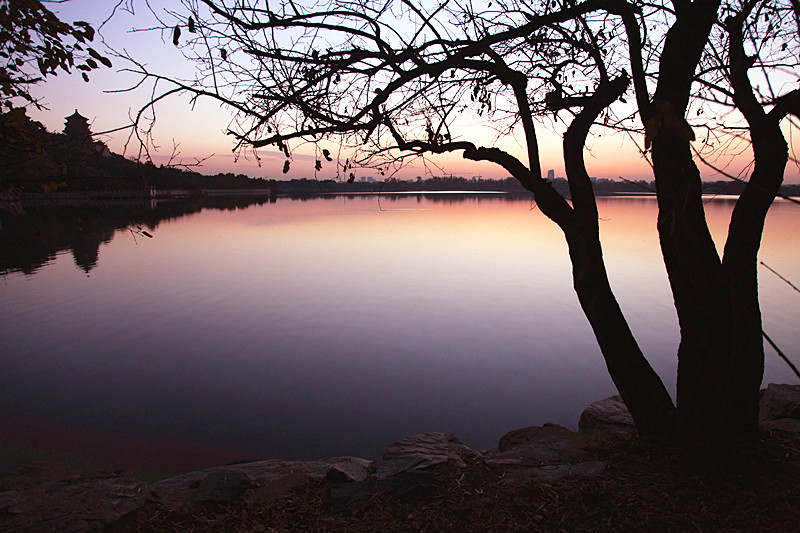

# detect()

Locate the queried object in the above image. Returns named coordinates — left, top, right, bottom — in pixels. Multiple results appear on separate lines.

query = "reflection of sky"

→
left=20, top=1, right=783, bottom=183
left=1, top=195, right=798, bottom=475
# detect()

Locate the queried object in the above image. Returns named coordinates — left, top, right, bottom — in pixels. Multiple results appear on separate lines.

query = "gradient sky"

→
left=27, top=0, right=799, bottom=183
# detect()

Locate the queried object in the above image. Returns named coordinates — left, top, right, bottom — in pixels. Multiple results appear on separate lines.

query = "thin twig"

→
left=763, top=330, right=800, bottom=380
left=692, top=145, right=800, bottom=206
left=761, top=261, right=800, bottom=295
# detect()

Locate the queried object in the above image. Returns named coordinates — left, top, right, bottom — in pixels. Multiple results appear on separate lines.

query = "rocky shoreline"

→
left=1, top=384, right=798, bottom=532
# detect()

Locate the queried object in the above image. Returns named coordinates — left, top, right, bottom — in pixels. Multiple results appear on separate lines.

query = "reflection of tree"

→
left=70, top=216, right=115, bottom=274
left=0, top=196, right=270, bottom=275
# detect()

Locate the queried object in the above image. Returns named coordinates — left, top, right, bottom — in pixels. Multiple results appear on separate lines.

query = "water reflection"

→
left=0, top=194, right=798, bottom=477
left=0, top=196, right=273, bottom=275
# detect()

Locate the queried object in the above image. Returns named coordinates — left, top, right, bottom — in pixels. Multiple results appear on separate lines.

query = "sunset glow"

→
left=24, top=1, right=797, bottom=183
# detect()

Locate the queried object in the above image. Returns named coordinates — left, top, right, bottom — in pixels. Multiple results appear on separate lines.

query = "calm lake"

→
left=1, top=193, right=799, bottom=476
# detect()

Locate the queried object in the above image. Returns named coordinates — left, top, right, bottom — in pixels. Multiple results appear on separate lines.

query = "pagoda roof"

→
left=66, top=109, right=88, bottom=121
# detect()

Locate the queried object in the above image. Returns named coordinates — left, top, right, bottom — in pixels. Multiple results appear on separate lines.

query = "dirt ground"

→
left=108, top=429, right=800, bottom=533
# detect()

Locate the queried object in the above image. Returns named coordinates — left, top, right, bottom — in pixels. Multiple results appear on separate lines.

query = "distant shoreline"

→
left=4, top=187, right=799, bottom=211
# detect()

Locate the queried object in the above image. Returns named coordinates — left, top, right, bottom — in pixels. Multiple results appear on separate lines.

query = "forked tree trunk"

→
left=647, top=0, right=785, bottom=450
left=651, top=117, right=786, bottom=450
left=650, top=124, right=742, bottom=448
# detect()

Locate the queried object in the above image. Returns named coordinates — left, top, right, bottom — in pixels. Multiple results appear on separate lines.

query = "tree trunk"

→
left=721, top=174, right=775, bottom=443
left=564, top=226, right=676, bottom=439
left=650, top=126, right=740, bottom=449
left=559, top=75, right=675, bottom=439
left=645, top=0, right=788, bottom=451
left=720, top=12, right=792, bottom=445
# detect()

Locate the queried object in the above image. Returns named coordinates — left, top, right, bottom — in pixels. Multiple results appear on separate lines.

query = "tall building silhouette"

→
left=64, top=109, right=92, bottom=141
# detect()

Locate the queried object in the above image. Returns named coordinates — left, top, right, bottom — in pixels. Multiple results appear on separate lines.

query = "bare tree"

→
left=123, top=0, right=799, bottom=453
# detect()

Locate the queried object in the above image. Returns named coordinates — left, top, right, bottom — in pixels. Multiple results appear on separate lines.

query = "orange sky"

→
left=25, top=1, right=799, bottom=184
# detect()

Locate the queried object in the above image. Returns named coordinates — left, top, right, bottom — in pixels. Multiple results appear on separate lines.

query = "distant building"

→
left=547, top=169, right=555, bottom=180
left=64, top=109, right=91, bottom=141
left=63, top=109, right=112, bottom=157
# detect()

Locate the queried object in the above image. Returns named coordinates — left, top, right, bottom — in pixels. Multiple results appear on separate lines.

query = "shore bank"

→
left=2, top=384, right=799, bottom=532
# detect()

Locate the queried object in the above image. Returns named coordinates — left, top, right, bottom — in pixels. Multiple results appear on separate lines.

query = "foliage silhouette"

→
left=0, top=0, right=110, bottom=110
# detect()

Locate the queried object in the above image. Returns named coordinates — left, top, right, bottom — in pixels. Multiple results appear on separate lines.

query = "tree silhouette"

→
left=0, top=0, right=110, bottom=111
left=125, top=0, right=799, bottom=453
left=0, top=1, right=112, bottom=190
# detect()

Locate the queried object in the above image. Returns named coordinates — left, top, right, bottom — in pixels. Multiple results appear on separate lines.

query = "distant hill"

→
left=0, top=109, right=271, bottom=194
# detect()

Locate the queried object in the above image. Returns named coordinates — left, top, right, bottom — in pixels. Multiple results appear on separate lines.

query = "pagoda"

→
left=64, top=109, right=92, bottom=141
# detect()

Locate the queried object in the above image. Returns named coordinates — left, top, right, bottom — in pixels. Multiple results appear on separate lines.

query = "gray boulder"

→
left=503, top=461, right=607, bottom=483
left=490, top=424, right=591, bottom=464
left=578, top=395, right=637, bottom=439
left=0, top=462, right=149, bottom=532
left=761, top=418, right=800, bottom=434
left=759, top=383, right=800, bottom=434
left=487, top=424, right=605, bottom=485
left=375, top=432, right=478, bottom=479
left=153, top=456, right=372, bottom=509
left=760, top=383, right=800, bottom=421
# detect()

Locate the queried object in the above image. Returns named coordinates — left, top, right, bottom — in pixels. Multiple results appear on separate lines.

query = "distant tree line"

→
left=270, top=175, right=800, bottom=196
left=0, top=111, right=272, bottom=193
left=4, top=110, right=797, bottom=198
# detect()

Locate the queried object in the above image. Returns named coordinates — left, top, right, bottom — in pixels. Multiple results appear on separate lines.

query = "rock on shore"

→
left=2, top=384, right=798, bottom=531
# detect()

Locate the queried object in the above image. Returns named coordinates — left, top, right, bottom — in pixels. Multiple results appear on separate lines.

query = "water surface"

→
left=1, top=194, right=798, bottom=474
